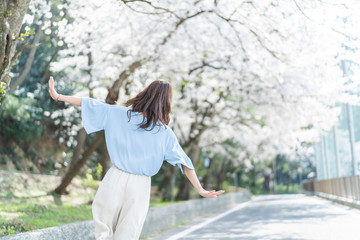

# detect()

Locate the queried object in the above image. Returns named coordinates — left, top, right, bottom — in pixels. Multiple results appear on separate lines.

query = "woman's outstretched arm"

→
left=48, top=76, right=81, bottom=106
left=183, top=165, right=225, bottom=198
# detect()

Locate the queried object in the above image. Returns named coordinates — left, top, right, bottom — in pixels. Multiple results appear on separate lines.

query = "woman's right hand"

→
left=198, top=189, right=225, bottom=198
left=48, top=76, right=60, bottom=101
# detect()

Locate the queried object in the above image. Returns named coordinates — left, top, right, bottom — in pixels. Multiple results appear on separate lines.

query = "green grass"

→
left=149, top=200, right=183, bottom=208
left=0, top=170, right=182, bottom=237
left=250, top=183, right=302, bottom=196
left=250, top=188, right=270, bottom=195
left=0, top=203, right=92, bottom=236
left=0, top=200, right=182, bottom=236
left=274, top=184, right=302, bottom=194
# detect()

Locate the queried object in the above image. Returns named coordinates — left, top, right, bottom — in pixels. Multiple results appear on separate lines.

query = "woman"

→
left=48, top=77, right=225, bottom=239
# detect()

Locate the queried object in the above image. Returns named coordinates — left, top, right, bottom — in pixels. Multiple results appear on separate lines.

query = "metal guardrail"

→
left=302, top=175, right=360, bottom=201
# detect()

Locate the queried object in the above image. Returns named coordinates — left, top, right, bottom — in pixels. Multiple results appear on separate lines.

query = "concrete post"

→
left=346, top=103, right=360, bottom=200
left=320, top=137, right=327, bottom=179
left=323, top=136, right=331, bottom=179
left=346, top=103, right=358, bottom=176
left=333, top=126, right=341, bottom=177
left=314, top=144, right=321, bottom=180
left=272, top=157, right=277, bottom=193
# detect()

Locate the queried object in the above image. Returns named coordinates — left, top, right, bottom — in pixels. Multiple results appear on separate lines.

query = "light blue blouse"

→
left=81, top=97, right=195, bottom=176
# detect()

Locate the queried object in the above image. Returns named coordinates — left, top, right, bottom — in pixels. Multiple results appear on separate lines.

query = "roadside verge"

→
left=1, top=191, right=251, bottom=240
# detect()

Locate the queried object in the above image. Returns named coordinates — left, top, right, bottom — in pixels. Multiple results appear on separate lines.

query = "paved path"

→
left=150, top=194, right=360, bottom=240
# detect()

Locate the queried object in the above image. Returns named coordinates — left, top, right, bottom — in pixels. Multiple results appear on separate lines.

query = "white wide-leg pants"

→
left=92, top=165, right=151, bottom=240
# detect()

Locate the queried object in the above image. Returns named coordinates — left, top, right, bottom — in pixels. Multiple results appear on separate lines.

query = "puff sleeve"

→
left=81, top=97, right=110, bottom=134
left=164, top=128, right=195, bottom=174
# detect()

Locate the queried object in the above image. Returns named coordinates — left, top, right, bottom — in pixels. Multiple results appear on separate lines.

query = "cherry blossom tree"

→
left=51, top=0, right=358, bottom=198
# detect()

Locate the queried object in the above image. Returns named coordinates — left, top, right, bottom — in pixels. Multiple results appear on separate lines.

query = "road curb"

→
left=303, top=190, right=360, bottom=210
left=1, top=191, right=251, bottom=240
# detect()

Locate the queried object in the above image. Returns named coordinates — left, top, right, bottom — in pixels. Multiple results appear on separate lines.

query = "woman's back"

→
left=81, top=97, right=194, bottom=176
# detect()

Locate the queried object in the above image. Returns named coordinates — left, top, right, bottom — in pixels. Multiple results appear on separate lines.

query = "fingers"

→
left=48, top=89, right=53, bottom=99
left=203, top=190, right=225, bottom=198
left=48, top=76, right=55, bottom=90
left=48, top=76, right=58, bottom=100
left=211, top=191, right=224, bottom=197
left=208, top=190, right=225, bottom=195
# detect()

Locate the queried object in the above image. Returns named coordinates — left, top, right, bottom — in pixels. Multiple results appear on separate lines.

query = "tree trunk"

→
left=9, top=26, right=42, bottom=92
left=286, top=163, right=292, bottom=193
left=286, top=174, right=290, bottom=193
left=40, top=48, right=59, bottom=84
left=249, top=164, right=257, bottom=189
left=175, top=174, right=192, bottom=200
left=55, top=132, right=103, bottom=195
left=202, top=158, right=214, bottom=189
left=175, top=142, right=200, bottom=200
left=263, top=173, right=270, bottom=192
left=101, top=135, right=110, bottom=179
left=0, top=0, right=31, bottom=100
left=159, top=164, right=176, bottom=201
left=215, top=158, right=230, bottom=190
left=105, top=60, right=141, bottom=104
left=58, top=128, right=87, bottom=177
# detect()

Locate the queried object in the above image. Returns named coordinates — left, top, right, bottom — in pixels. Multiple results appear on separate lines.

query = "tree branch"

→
left=105, top=60, right=143, bottom=104
left=188, top=60, right=227, bottom=75
left=120, top=0, right=179, bottom=18
left=214, top=10, right=281, bottom=60
left=292, top=0, right=357, bottom=41
left=40, top=48, right=59, bottom=84
left=10, top=42, right=40, bottom=67
left=157, top=10, right=211, bottom=49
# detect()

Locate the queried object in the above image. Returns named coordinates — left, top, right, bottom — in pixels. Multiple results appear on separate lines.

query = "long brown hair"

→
left=119, top=79, right=173, bottom=131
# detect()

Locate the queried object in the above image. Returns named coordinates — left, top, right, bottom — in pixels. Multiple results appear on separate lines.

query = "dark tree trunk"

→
left=249, top=167, right=257, bottom=189
left=263, top=174, right=270, bottom=192
left=40, top=48, right=59, bottom=84
left=175, top=175, right=192, bottom=200
left=215, top=158, right=231, bottom=190
left=175, top=142, right=200, bottom=200
left=55, top=132, right=103, bottom=195
left=286, top=174, right=291, bottom=192
left=101, top=135, right=110, bottom=179
left=202, top=158, right=214, bottom=189
left=59, top=128, right=87, bottom=178
left=71, top=128, right=87, bottom=167
left=159, top=164, right=176, bottom=201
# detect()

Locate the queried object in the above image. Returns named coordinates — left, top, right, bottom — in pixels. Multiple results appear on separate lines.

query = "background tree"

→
left=0, top=0, right=359, bottom=202
left=0, top=0, right=32, bottom=101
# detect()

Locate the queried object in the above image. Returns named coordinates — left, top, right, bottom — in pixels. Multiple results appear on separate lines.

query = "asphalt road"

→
left=150, top=194, right=360, bottom=240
